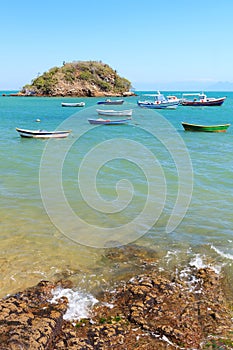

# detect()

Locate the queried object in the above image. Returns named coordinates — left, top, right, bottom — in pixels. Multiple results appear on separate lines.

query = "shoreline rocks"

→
left=0, top=281, right=68, bottom=350
left=2, top=91, right=137, bottom=98
left=0, top=267, right=232, bottom=349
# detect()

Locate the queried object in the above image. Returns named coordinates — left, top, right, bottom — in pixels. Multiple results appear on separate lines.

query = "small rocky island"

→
left=21, top=61, right=134, bottom=97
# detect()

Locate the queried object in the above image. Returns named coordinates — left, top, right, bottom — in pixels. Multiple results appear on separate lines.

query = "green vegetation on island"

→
left=22, top=61, right=133, bottom=97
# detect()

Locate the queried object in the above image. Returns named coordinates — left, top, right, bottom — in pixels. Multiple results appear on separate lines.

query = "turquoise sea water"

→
left=0, top=91, right=233, bottom=298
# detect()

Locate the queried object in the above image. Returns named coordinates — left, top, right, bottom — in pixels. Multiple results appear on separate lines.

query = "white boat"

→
left=61, top=102, right=85, bottom=107
left=137, top=91, right=179, bottom=109
left=96, top=109, right=133, bottom=117
left=16, top=128, right=71, bottom=139
left=167, top=95, right=181, bottom=103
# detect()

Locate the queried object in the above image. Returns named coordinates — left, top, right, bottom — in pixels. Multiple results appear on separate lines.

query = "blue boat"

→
left=88, top=118, right=131, bottom=125
left=137, top=91, right=179, bottom=109
left=97, top=99, right=124, bottom=105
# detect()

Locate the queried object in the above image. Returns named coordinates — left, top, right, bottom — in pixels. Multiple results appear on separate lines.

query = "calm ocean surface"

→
left=1, top=91, right=233, bottom=298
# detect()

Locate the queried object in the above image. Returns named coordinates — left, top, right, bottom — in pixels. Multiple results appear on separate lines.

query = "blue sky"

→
left=1, top=0, right=233, bottom=90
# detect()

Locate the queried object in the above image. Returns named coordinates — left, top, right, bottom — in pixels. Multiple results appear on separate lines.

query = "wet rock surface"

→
left=0, top=268, right=232, bottom=349
left=0, top=281, right=68, bottom=349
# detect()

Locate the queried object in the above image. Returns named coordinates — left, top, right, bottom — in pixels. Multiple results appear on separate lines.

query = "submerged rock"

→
left=0, top=268, right=232, bottom=349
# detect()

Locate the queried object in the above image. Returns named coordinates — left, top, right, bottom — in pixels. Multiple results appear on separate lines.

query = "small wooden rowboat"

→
left=96, top=109, right=132, bottom=117
left=97, top=99, right=124, bottom=105
left=88, top=118, right=131, bottom=125
left=16, top=128, right=71, bottom=138
left=61, top=102, right=85, bottom=107
left=181, top=122, right=230, bottom=132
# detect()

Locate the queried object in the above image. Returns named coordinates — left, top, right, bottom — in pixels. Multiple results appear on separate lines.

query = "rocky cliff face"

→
left=21, top=61, right=133, bottom=97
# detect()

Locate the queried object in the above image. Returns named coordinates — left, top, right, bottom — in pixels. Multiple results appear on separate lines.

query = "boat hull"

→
left=182, top=122, right=230, bottom=132
left=181, top=97, right=226, bottom=106
left=96, top=109, right=132, bottom=116
left=16, top=128, right=71, bottom=138
left=137, top=101, right=179, bottom=109
left=61, top=102, right=85, bottom=107
left=88, top=118, right=130, bottom=125
left=97, top=100, right=124, bottom=105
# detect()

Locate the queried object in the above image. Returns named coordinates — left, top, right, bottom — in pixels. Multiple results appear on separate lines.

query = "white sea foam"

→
left=189, top=254, right=206, bottom=269
left=178, top=254, right=222, bottom=293
left=210, top=244, right=233, bottom=261
left=50, top=287, right=98, bottom=321
left=164, top=250, right=178, bottom=264
left=189, top=254, right=221, bottom=274
left=102, top=302, right=114, bottom=309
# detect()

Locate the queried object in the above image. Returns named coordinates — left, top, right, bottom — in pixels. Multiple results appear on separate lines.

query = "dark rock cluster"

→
left=0, top=266, right=232, bottom=349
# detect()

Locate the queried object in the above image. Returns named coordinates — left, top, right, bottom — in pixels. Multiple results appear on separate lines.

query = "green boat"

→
left=182, top=122, right=230, bottom=132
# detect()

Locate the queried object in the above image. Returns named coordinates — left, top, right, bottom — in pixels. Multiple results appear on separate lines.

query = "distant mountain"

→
left=21, top=61, right=132, bottom=97
left=207, top=81, right=233, bottom=91
left=134, top=81, right=210, bottom=91
left=135, top=80, right=233, bottom=92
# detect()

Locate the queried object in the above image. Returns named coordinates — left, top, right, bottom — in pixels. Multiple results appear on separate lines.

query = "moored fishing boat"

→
left=137, top=91, right=179, bottom=109
left=96, top=109, right=133, bottom=117
left=88, top=118, right=131, bottom=125
left=167, top=95, right=181, bottom=103
left=97, top=99, right=124, bottom=105
left=16, top=128, right=71, bottom=138
left=61, top=102, right=85, bottom=107
left=181, top=122, right=230, bottom=132
left=181, top=93, right=226, bottom=106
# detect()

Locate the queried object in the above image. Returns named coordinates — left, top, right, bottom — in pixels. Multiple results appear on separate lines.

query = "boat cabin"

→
left=143, top=91, right=167, bottom=103
left=181, top=93, right=207, bottom=102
